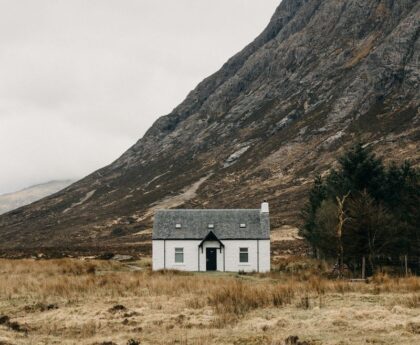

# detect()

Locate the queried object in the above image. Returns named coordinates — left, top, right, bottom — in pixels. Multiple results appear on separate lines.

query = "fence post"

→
left=405, top=255, right=408, bottom=277
left=362, top=256, right=366, bottom=280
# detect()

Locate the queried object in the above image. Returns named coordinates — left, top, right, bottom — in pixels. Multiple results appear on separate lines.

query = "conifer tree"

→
left=300, top=143, right=419, bottom=274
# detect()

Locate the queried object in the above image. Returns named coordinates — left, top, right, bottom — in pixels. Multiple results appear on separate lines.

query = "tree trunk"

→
left=368, top=254, right=375, bottom=276
left=336, top=192, right=350, bottom=278
left=362, top=256, right=366, bottom=279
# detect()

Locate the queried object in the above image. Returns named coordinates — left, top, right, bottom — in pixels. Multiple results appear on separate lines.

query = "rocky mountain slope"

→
left=0, top=0, right=418, bottom=254
left=0, top=180, right=73, bottom=215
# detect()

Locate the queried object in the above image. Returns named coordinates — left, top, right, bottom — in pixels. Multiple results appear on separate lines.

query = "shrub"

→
left=127, top=339, right=140, bottom=345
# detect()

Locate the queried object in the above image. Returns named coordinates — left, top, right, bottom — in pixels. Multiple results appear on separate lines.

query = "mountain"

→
left=0, top=0, right=418, bottom=255
left=0, top=180, right=74, bottom=216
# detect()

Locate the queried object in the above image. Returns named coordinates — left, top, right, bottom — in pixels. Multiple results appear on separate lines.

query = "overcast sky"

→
left=0, top=0, right=279, bottom=194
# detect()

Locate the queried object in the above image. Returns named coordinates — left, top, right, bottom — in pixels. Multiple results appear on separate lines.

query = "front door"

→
left=206, top=248, right=217, bottom=271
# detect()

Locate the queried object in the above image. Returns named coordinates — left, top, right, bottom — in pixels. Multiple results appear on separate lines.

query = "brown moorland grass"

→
left=0, top=258, right=419, bottom=345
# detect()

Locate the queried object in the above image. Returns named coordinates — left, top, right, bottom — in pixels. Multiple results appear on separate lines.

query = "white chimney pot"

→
left=261, top=201, right=269, bottom=213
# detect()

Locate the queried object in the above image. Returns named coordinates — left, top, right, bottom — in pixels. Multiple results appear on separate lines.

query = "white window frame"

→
left=175, top=223, right=181, bottom=229
left=239, top=247, right=249, bottom=263
left=208, top=224, right=214, bottom=229
left=240, top=223, right=246, bottom=228
left=175, top=247, right=184, bottom=263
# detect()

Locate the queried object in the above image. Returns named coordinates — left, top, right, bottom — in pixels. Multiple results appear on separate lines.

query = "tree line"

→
left=300, top=143, right=419, bottom=275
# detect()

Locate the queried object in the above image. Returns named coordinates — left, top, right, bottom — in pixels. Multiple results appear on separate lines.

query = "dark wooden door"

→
left=206, top=248, right=217, bottom=271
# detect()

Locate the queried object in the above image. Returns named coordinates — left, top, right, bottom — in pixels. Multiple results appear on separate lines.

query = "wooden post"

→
left=404, top=255, right=408, bottom=277
left=362, top=256, right=366, bottom=280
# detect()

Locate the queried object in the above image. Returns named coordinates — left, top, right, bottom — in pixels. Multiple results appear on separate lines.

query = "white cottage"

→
left=152, top=202, right=270, bottom=272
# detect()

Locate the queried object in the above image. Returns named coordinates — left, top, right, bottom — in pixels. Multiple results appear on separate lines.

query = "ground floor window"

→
left=175, top=248, right=184, bottom=263
left=239, top=247, right=249, bottom=263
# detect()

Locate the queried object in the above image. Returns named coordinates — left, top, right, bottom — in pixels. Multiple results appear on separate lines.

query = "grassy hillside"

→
left=0, top=258, right=419, bottom=345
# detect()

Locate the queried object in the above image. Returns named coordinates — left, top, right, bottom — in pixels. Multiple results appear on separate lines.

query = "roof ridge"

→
left=156, top=209, right=261, bottom=212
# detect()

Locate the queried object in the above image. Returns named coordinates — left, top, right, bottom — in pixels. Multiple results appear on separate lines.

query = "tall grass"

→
left=208, top=281, right=295, bottom=316
left=0, top=259, right=418, bottom=315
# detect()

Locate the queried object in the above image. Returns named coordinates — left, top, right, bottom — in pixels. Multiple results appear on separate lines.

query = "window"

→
left=208, top=224, right=214, bottom=229
left=239, top=248, right=248, bottom=263
left=175, top=248, right=184, bottom=263
left=240, top=223, right=246, bottom=228
left=175, top=223, right=181, bottom=229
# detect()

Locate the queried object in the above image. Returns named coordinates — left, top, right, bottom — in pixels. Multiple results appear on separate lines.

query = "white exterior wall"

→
left=152, top=240, right=200, bottom=271
left=223, top=240, right=257, bottom=272
left=153, top=239, right=270, bottom=272
left=258, top=240, right=271, bottom=273
left=152, top=240, right=165, bottom=270
left=223, top=240, right=270, bottom=273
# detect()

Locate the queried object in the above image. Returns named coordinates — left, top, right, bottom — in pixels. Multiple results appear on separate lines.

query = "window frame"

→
left=239, top=247, right=249, bottom=263
left=174, top=247, right=184, bottom=263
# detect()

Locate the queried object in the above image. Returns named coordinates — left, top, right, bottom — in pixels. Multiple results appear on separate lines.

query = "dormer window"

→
left=240, top=223, right=246, bottom=228
left=175, top=223, right=181, bottom=229
left=208, top=224, right=214, bottom=229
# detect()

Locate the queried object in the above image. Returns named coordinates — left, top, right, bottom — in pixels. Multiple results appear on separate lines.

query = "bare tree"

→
left=336, top=192, right=350, bottom=278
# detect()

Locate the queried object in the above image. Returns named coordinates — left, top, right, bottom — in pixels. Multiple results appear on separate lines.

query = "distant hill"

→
left=0, top=0, right=418, bottom=253
left=0, top=180, right=74, bottom=215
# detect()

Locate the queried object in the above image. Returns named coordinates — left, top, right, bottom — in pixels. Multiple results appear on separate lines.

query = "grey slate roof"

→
left=153, top=209, right=270, bottom=240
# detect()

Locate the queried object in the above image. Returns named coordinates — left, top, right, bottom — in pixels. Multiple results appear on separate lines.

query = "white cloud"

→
left=0, top=0, right=279, bottom=194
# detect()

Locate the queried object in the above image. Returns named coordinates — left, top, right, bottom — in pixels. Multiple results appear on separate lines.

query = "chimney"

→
left=261, top=200, right=269, bottom=213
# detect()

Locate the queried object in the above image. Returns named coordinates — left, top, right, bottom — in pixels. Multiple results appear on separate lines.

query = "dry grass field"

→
left=0, top=258, right=419, bottom=345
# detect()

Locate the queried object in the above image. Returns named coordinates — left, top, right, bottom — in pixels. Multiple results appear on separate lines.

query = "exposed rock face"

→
left=0, top=0, right=418, bottom=251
